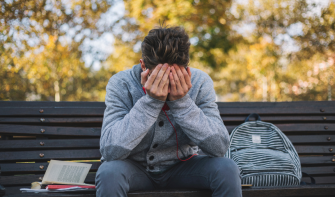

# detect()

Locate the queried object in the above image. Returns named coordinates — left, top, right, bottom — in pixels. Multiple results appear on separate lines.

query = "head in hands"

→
left=140, top=26, right=192, bottom=101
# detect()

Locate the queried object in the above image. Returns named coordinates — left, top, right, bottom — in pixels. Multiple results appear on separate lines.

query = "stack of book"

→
left=20, top=160, right=95, bottom=193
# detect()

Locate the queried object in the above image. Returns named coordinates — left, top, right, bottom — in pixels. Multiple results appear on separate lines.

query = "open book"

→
left=41, top=160, right=93, bottom=186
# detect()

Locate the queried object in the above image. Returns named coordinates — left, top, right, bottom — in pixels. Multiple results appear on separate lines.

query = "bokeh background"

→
left=1, top=0, right=334, bottom=102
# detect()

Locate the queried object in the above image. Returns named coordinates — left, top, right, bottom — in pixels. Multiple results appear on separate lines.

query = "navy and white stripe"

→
left=226, top=121, right=301, bottom=187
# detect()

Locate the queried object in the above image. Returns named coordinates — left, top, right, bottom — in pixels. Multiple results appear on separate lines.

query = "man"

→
left=96, top=26, right=242, bottom=197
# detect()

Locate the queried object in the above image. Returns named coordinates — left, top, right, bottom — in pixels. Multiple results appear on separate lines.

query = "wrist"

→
left=168, top=94, right=185, bottom=101
left=148, top=93, right=167, bottom=102
left=166, top=94, right=193, bottom=112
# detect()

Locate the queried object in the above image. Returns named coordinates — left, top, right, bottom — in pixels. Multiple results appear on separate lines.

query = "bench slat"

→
left=1, top=156, right=334, bottom=174
left=0, top=173, right=96, bottom=186
left=5, top=162, right=335, bottom=176
left=1, top=100, right=332, bottom=108
left=1, top=124, right=334, bottom=137
left=0, top=101, right=104, bottom=108
left=218, top=107, right=335, bottom=115
left=1, top=172, right=335, bottom=187
left=0, top=124, right=101, bottom=136
left=287, top=135, right=335, bottom=143
left=241, top=184, right=335, bottom=197
left=0, top=149, right=101, bottom=162
left=1, top=166, right=333, bottom=185
left=1, top=115, right=334, bottom=123
left=299, top=156, right=335, bottom=165
left=302, top=166, right=335, bottom=176
left=226, top=123, right=335, bottom=133
left=222, top=115, right=335, bottom=122
left=4, top=116, right=333, bottom=125
left=0, top=108, right=105, bottom=116
left=276, top=124, right=335, bottom=132
left=1, top=106, right=334, bottom=116
left=0, top=117, right=103, bottom=124
left=0, top=136, right=334, bottom=151
left=0, top=114, right=335, bottom=124
left=0, top=162, right=101, bottom=174
left=0, top=144, right=334, bottom=162
left=295, top=145, right=335, bottom=154
left=216, top=101, right=335, bottom=108
left=1, top=186, right=96, bottom=196
left=301, top=176, right=335, bottom=184
left=4, top=185, right=335, bottom=197
left=0, top=139, right=100, bottom=150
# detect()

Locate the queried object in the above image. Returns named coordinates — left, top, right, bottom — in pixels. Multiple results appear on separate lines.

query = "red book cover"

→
left=47, top=185, right=96, bottom=190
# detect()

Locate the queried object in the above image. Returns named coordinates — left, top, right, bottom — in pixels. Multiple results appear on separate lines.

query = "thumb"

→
left=141, top=69, right=149, bottom=86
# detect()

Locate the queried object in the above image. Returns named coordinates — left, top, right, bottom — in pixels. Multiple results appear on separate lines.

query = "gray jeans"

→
left=95, top=155, right=242, bottom=197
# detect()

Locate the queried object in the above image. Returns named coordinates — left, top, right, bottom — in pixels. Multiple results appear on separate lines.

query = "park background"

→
left=0, top=0, right=334, bottom=102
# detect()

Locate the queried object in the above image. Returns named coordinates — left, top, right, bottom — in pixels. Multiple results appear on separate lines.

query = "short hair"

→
left=141, top=26, right=190, bottom=69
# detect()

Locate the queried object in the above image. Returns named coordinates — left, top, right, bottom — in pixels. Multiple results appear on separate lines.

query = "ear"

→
left=140, top=59, right=146, bottom=72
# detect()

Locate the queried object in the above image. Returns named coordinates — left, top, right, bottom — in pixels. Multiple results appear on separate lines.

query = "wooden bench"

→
left=0, top=101, right=334, bottom=197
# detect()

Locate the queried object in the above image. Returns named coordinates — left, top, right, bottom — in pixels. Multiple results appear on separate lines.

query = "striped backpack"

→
left=226, top=113, right=302, bottom=187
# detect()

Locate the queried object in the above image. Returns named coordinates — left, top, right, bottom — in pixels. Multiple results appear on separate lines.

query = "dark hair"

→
left=141, top=26, right=190, bottom=69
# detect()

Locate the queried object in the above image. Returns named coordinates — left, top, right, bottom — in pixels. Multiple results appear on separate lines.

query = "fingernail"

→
left=164, top=63, right=168, bottom=67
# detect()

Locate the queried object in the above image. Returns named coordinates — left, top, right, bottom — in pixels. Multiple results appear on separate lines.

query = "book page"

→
left=42, top=160, right=93, bottom=185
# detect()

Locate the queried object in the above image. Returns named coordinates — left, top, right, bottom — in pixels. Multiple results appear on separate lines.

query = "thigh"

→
left=95, top=159, right=155, bottom=192
left=162, top=155, right=239, bottom=190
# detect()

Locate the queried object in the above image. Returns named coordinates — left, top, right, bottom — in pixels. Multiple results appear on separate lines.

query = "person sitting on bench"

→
left=96, top=25, right=242, bottom=197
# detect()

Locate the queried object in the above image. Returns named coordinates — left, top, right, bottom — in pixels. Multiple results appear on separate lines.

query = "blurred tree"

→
left=0, top=0, right=113, bottom=101
left=114, top=0, right=240, bottom=68
left=1, top=0, right=334, bottom=101
left=232, top=0, right=335, bottom=101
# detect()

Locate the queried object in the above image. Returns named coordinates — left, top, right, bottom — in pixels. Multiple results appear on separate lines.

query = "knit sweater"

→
left=99, top=63, right=230, bottom=172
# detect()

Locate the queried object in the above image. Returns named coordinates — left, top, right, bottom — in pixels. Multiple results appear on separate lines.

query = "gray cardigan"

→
left=100, top=63, right=230, bottom=172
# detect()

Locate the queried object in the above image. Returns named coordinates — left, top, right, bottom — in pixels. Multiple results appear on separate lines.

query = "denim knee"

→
left=96, top=160, right=129, bottom=183
left=210, top=157, right=241, bottom=181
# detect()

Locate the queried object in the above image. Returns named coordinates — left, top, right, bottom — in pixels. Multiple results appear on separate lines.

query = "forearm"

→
left=166, top=94, right=230, bottom=157
left=100, top=93, right=165, bottom=161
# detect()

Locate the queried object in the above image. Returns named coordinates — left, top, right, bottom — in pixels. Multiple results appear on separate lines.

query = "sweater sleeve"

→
left=100, top=76, right=165, bottom=161
left=166, top=74, right=230, bottom=157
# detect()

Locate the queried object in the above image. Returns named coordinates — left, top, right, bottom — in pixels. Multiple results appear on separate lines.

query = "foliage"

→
left=1, top=0, right=334, bottom=101
left=0, top=0, right=112, bottom=101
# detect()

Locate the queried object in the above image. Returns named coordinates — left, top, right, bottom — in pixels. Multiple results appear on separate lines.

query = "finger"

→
left=187, top=67, right=191, bottom=77
left=181, top=67, right=192, bottom=89
left=174, top=65, right=188, bottom=92
left=158, top=66, right=170, bottom=90
left=141, top=69, right=149, bottom=86
left=163, top=75, right=169, bottom=94
left=171, top=66, right=182, bottom=92
left=146, top=64, right=163, bottom=88
left=169, top=72, right=177, bottom=93
left=152, top=63, right=168, bottom=90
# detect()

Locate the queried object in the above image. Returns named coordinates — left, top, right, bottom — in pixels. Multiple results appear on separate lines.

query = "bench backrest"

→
left=0, top=101, right=334, bottom=192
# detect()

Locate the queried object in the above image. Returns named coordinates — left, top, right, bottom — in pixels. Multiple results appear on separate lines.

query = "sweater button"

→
left=149, top=165, right=154, bottom=170
left=159, top=121, right=164, bottom=127
left=153, top=144, right=158, bottom=148
left=149, top=156, right=155, bottom=160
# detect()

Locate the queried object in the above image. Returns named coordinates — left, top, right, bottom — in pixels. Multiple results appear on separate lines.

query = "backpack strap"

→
left=300, top=172, right=316, bottom=185
left=245, top=113, right=261, bottom=122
